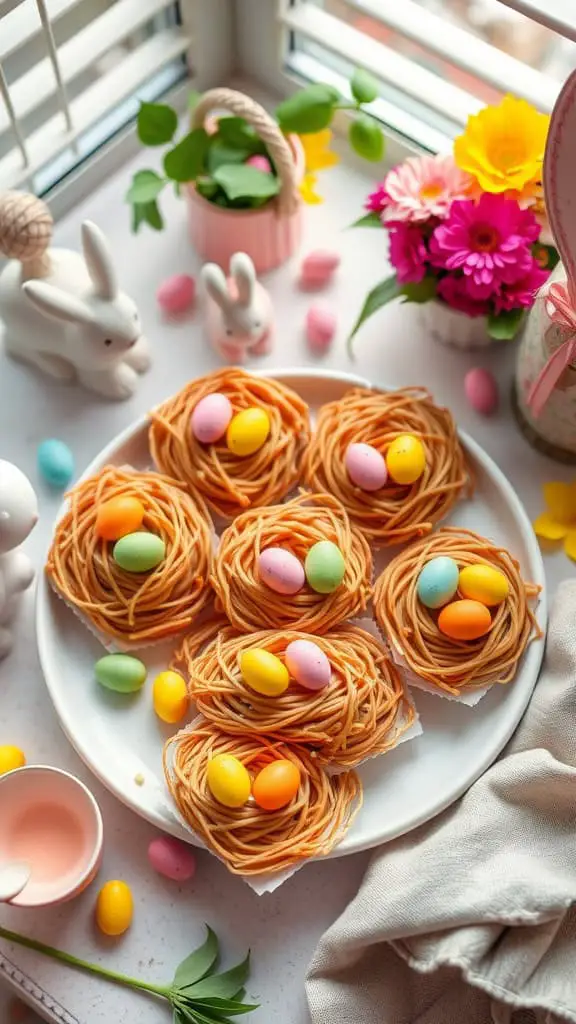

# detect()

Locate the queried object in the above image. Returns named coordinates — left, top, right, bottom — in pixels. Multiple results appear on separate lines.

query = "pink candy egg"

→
left=246, top=154, right=272, bottom=173
left=305, top=305, right=336, bottom=355
left=345, top=442, right=387, bottom=492
left=299, top=250, right=340, bottom=290
left=464, top=368, right=499, bottom=415
left=258, top=547, right=305, bottom=595
left=156, top=274, right=195, bottom=315
left=285, top=640, right=331, bottom=691
left=148, top=836, right=196, bottom=882
left=191, top=393, right=233, bottom=444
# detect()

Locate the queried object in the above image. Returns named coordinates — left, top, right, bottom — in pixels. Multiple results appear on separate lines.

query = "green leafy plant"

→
left=0, top=924, right=257, bottom=1024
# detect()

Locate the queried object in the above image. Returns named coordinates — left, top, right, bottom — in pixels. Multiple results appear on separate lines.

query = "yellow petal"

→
left=299, top=130, right=340, bottom=172
left=533, top=512, right=568, bottom=541
left=299, top=173, right=323, bottom=205
left=543, top=481, right=576, bottom=523
left=564, top=529, right=576, bottom=561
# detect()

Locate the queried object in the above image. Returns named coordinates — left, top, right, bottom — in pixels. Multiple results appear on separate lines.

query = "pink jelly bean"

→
left=245, top=154, right=272, bottom=173
left=157, top=274, right=195, bottom=315
left=148, top=836, right=196, bottom=882
left=464, top=368, right=499, bottom=415
left=299, top=250, right=340, bottom=290
left=305, top=305, right=336, bottom=355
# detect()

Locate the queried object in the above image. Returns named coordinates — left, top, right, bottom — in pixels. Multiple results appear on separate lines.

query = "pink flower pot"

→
left=186, top=88, right=305, bottom=275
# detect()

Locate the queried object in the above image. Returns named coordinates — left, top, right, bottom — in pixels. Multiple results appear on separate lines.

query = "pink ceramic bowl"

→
left=0, top=765, right=103, bottom=907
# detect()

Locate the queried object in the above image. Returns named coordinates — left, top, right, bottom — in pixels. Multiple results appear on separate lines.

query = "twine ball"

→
left=0, top=192, right=53, bottom=262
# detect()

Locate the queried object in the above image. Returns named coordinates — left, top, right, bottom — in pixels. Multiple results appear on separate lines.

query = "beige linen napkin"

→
left=307, top=581, right=576, bottom=1024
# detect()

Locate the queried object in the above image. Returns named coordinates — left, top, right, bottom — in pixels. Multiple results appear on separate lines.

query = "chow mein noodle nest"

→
left=373, top=527, right=541, bottom=695
left=211, top=491, right=373, bottom=633
left=302, top=386, right=472, bottom=547
left=164, top=723, right=361, bottom=875
left=149, top=368, right=310, bottom=520
left=45, top=466, right=213, bottom=647
left=172, top=622, right=414, bottom=768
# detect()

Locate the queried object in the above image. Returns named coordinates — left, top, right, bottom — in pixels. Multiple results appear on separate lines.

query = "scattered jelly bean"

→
left=305, top=540, right=346, bottom=594
left=386, top=434, right=426, bottom=485
left=157, top=274, right=195, bottom=315
left=245, top=154, right=272, bottom=173
left=0, top=745, right=25, bottom=775
left=95, top=653, right=147, bottom=693
left=258, top=547, right=305, bottom=596
left=113, top=532, right=165, bottom=572
left=305, top=304, right=336, bottom=355
left=226, top=408, right=270, bottom=457
left=299, top=250, right=340, bottom=290
left=207, top=754, right=251, bottom=808
left=191, top=393, right=233, bottom=444
left=95, top=496, right=145, bottom=541
left=416, top=556, right=459, bottom=610
left=459, top=564, right=509, bottom=606
left=153, top=670, right=189, bottom=723
left=465, top=368, right=499, bottom=416
left=438, top=599, right=492, bottom=641
left=240, top=649, right=290, bottom=697
left=148, top=836, right=196, bottom=881
left=37, top=439, right=74, bottom=489
left=345, top=442, right=387, bottom=492
left=252, top=760, right=301, bottom=811
left=96, top=880, right=134, bottom=936
left=285, top=639, right=331, bottom=691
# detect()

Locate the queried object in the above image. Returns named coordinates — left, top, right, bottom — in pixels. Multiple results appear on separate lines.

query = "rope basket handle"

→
left=191, top=88, right=300, bottom=217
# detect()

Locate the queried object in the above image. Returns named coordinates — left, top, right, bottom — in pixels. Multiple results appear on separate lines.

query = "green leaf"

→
left=164, top=128, right=210, bottom=183
left=347, top=275, right=400, bottom=355
left=188, top=90, right=202, bottom=113
left=173, top=927, right=219, bottom=990
left=181, top=955, right=250, bottom=999
left=212, top=164, right=279, bottom=202
left=131, top=198, right=163, bottom=232
left=532, top=242, right=560, bottom=272
left=276, top=84, right=338, bottom=133
left=350, top=68, right=379, bottom=104
left=190, top=997, right=259, bottom=1017
left=348, top=115, right=385, bottom=162
left=215, top=117, right=265, bottom=155
left=207, top=142, right=251, bottom=174
left=137, top=102, right=178, bottom=146
left=125, top=169, right=166, bottom=204
left=400, top=277, right=437, bottom=303
left=350, top=210, right=382, bottom=228
left=196, top=176, right=220, bottom=200
left=487, top=307, right=525, bottom=341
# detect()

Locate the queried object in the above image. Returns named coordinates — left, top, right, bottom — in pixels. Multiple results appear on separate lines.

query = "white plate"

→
left=36, top=369, right=547, bottom=857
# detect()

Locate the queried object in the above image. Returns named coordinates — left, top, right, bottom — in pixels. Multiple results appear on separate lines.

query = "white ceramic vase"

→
left=416, top=299, right=492, bottom=351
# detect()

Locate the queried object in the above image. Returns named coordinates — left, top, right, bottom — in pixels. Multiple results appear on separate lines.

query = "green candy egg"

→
left=113, top=531, right=165, bottom=572
left=304, top=540, right=346, bottom=594
left=95, top=654, right=147, bottom=693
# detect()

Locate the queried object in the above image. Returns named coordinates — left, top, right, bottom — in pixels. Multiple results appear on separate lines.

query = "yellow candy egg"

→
left=240, top=649, right=290, bottom=697
left=95, top=880, right=134, bottom=937
left=153, top=670, right=189, bottom=724
left=386, top=434, right=426, bottom=485
left=0, top=745, right=25, bottom=775
left=226, top=407, right=270, bottom=457
left=458, top=564, right=509, bottom=607
left=207, top=754, right=251, bottom=808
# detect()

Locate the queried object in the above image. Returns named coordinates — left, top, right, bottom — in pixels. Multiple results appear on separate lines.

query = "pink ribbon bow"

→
left=528, top=281, right=576, bottom=417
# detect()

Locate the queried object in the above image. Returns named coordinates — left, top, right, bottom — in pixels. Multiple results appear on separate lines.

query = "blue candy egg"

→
left=416, top=556, right=459, bottom=609
left=37, top=439, right=74, bottom=489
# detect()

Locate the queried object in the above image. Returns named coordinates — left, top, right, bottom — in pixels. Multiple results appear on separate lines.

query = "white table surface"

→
left=0, top=145, right=574, bottom=1024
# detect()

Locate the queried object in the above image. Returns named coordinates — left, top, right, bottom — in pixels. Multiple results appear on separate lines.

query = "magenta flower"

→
left=430, top=194, right=541, bottom=299
left=365, top=183, right=389, bottom=213
left=437, top=275, right=491, bottom=317
left=389, top=223, right=428, bottom=283
left=383, top=154, right=472, bottom=224
left=494, top=262, right=549, bottom=312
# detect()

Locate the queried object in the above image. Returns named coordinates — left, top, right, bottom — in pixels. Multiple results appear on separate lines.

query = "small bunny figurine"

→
left=201, top=252, right=274, bottom=362
left=0, top=192, right=150, bottom=400
left=0, top=460, right=38, bottom=659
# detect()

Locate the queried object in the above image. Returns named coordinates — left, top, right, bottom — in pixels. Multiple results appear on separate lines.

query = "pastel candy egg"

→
left=305, top=304, right=336, bottom=354
left=299, top=250, right=340, bottom=289
left=95, top=653, right=146, bottom=693
left=0, top=745, right=26, bottom=775
left=285, top=639, right=331, bottom=691
left=464, top=368, right=498, bottom=416
left=345, top=442, right=387, bottom=492
left=96, top=880, right=134, bottom=936
left=240, top=649, right=290, bottom=697
left=37, top=439, right=74, bottom=489
left=95, top=496, right=145, bottom=541
left=386, top=434, right=426, bottom=485
left=258, top=547, right=305, bottom=596
left=438, top=600, right=492, bottom=641
left=459, top=564, right=509, bottom=606
left=191, top=393, right=233, bottom=444
left=252, top=760, right=301, bottom=811
left=153, top=670, right=189, bottom=723
left=113, top=532, right=165, bottom=572
left=156, top=274, right=195, bottom=315
left=416, top=556, right=459, bottom=610
left=245, top=154, right=272, bottom=173
left=207, top=754, right=251, bottom=808
left=305, top=540, right=345, bottom=594
left=148, top=836, right=196, bottom=881
left=226, top=407, right=270, bottom=457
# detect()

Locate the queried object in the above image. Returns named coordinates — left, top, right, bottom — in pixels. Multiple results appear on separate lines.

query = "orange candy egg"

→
left=438, top=599, right=492, bottom=641
left=252, top=760, right=301, bottom=811
left=95, top=497, right=145, bottom=541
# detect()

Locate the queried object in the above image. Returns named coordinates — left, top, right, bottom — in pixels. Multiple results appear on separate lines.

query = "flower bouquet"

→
left=349, top=96, right=559, bottom=351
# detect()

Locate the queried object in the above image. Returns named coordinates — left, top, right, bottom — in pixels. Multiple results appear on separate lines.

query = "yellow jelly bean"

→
left=226, top=408, right=270, bottom=457
left=0, top=746, right=26, bottom=776
left=240, top=649, right=290, bottom=697
left=96, top=880, right=134, bottom=937
left=153, top=671, right=189, bottom=724
left=386, top=434, right=426, bottom=485
left=207, top=754, right=251, bottom=808
left=459, top=564, right=509, bottom=607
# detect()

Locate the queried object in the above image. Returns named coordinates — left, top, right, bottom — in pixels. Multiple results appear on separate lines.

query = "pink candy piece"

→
left=148, top=836, right=196, bottom=882
left=299, top=250, right=340, bottom=290
left=245, top=154, right=272, bottom=173
left=157, top=274, right=195, bottom=315
left=464, top=367, right=499, bottom=415
left=306, top=305, right=336, bottom=355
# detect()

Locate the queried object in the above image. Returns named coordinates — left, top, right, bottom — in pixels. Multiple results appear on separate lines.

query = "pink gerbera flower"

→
left=430, top=194, right=540, bottom=299
left=494, top=262, right=549, bottom=312
left=382, top=154, right=472, bottom=224
left=388, top=223, right=428, bottom=283
left=365, top=183, right=389, bottom=213
left=437, top=275, right=491, bottom=317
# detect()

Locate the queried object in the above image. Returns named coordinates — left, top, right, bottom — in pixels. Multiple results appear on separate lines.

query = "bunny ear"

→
left=230, top=252, right=255, bottom=307
left=544, top=71, right=576, bottom=302
left=201, top=263, right=231, bottom=311
left=23, top=280, right=95, bottom=327
left=81, top=221, right=117, bottom=300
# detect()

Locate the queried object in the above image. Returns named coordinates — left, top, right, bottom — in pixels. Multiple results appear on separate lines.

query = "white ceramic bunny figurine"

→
left=0, top=192, right=150, bottom=400
left=201, top=252, right=274, bottom=362
left=0, top=460, right=38, bottom=659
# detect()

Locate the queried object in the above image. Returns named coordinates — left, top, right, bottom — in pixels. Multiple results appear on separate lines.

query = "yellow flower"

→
left=454, top=96, right=549, bottom=197
left=299, top=172, right=323, bottom=205
left=299, top=129, right=340, bottom=173
left=533, top=481, right=576, bottom=560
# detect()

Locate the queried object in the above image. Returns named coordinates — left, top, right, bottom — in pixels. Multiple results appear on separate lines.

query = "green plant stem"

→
left=0, top=927, right=170, bottom=999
